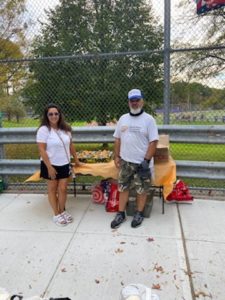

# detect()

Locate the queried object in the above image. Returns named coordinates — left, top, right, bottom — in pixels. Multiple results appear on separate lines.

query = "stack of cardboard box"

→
left=154, top=134, right=170, bottom=163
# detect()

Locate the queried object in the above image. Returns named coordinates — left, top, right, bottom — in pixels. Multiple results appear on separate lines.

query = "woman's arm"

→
left=37, top=143, right=57, bottom=178
left=70, top=141, right=82, bottom=166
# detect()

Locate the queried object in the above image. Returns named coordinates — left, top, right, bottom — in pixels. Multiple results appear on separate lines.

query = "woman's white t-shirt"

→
left=36, top=126, right=71, bottom=166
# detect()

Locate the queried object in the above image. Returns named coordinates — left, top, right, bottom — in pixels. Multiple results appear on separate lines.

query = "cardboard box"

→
left=154, top=134, right=169, bottom=163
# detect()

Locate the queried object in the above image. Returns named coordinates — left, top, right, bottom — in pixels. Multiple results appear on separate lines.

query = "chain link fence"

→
left=1, top=0, right=225, bottom=194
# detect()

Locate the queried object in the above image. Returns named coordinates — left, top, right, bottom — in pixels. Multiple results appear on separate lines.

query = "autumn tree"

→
left=0, top=0, right=27, bottom=122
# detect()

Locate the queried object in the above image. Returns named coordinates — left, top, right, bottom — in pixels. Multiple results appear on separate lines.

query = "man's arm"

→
left=144, top=140, right=158, bottom=162
left=114, top=137, right=121, bottom=168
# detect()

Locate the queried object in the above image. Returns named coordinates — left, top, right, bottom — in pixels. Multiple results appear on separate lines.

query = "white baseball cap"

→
left=128, top=89, right=143, bottom=100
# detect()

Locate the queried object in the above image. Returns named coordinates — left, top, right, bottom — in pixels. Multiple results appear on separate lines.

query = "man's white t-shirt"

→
left=113, top=112, right=159, bottom=165
left=36, top=126, right=71, bottom=166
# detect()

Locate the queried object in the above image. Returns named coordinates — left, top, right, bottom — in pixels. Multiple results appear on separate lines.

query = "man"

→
left=111, top=88, right=159, bottom=229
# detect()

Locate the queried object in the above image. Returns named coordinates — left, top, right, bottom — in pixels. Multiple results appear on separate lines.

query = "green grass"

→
left=170, top=144, right=225, bottom=162
left=2, top=118, right=39, bottom=127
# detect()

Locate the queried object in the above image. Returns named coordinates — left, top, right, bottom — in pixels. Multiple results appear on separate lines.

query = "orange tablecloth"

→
left=153, top=157, right=176, bottom=199
left=25, top=157, right=176, bottom=199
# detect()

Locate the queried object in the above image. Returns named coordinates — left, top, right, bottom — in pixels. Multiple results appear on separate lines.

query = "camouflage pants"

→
left=118, top=159, right=151, bottom=194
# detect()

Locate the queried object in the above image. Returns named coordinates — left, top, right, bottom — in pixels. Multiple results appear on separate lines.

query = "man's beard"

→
left=130, top=107, right=142, bottom=114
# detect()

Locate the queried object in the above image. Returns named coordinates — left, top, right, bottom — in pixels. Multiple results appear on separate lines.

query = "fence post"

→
left=163, top=0, right=171, bottom=124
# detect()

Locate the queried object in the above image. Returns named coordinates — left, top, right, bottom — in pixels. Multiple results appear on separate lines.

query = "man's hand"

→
left=137, top=160, right=151, bottom=180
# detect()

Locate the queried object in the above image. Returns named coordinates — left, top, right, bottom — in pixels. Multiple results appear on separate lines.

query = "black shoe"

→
left=131, top=211, right=144, bottom=228
left=111, top=212, right=126, bottom=229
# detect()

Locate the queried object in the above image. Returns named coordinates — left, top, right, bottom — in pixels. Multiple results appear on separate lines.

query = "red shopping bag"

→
left=91, top=184, right=105, bottom=204
left=166, top=179, right=194, bottom=204
left=105, top=182, right=120, bottom=212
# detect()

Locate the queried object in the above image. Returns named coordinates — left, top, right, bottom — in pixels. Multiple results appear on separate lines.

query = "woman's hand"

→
left=47, top=165, right=57, bottom=179
left=72, top=161, right=84, bottom=167
left=75, top=160, right=84, bottom=167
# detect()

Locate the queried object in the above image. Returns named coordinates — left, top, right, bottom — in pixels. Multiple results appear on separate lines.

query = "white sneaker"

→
left=0, top=287, right=10, bottom=300
left=61, top=211, right=73, bottom=223
left=120, top=283, right=159, bottom=300
left=53, top=214, right=67, bottom=226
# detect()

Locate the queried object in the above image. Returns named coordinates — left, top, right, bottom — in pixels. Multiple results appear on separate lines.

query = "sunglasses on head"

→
left=47, top=112, right=60, bottom=117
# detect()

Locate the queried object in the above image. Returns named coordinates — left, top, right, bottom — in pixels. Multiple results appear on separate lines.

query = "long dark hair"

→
left=39, top=103, right=72, bottom=132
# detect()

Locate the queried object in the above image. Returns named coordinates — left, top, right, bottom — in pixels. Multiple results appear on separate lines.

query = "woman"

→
left=36, top=103, right=81, bottom=226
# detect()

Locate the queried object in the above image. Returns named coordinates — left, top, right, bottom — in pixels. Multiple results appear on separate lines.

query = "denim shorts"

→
left=118, top=159, right=151, bottom=194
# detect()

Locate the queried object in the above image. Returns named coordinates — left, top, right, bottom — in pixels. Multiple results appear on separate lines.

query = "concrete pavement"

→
left=0, top=193, right=224, bottom=300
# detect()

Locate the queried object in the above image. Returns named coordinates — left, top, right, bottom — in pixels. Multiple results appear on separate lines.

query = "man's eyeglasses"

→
left=47, top=112, right=60, bottom=117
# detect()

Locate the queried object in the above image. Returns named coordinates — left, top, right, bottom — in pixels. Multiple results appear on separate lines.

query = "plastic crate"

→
left=126, top=189, right=155, bottom=218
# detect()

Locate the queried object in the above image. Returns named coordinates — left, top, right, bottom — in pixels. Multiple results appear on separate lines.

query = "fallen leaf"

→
left=153, top=263, right=164, bottom=273
left=115, top=248, right=124, bottom=253
left=195, top=290, right=212, bottom=298
left=147, top=237, right=154, bottom=242
left=152, top=283, right=161, bottom=290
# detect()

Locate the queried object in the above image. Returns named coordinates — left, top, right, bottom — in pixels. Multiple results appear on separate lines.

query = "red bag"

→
left=166, top=179, right=194, bottom=204
left=105, top=182, right=120, bottom=212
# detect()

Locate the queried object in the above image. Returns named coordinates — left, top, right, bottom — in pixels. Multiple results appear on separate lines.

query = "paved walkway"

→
left=0, top=193, right=225, bottom=300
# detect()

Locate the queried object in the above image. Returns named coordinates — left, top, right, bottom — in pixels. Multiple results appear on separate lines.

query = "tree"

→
left=0, top=0, right=28, bottom=122
left=0, top=94, right=26, bottom=122
left=171, top=81, right=214, bottom=111
left=23, top=0, right=163, bottom=123
left=201, top=87, right=225, bottom=109
left=0, top=39, right=24, bottom=91
left=174, top=1, right=225, bottom=81
left=0, top=0, right=27, bottom=44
